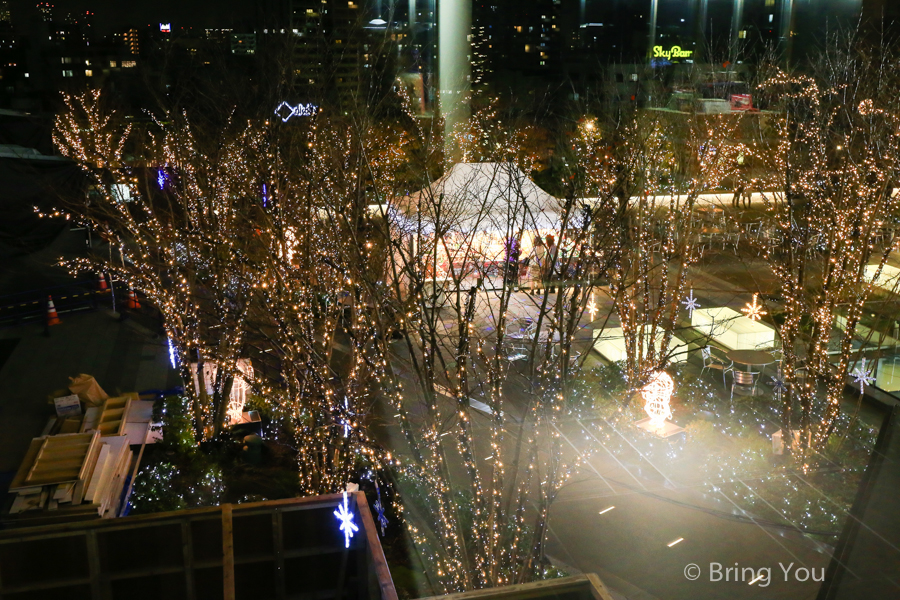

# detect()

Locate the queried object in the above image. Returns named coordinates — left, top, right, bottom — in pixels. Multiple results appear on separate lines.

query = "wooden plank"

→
left=83, top=445, right=111, bottom=503
left=73, top=433, right=103, bottom=505
left=272, top=510, right=285, bottom=600
left=353, top=492, right=399, bottom=600
left=182, top=521, right=195, bottom=600
left=7, top=439, right=44, bottom=491
left=80, top=407, right=101, bottom=433
left=222, top=504, right=235, bottom=600
left=23, top=438, right=50, bottom=482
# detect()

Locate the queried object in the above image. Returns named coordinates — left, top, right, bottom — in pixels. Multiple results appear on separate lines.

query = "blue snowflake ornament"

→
left=374, top=483, right=388, bottom=536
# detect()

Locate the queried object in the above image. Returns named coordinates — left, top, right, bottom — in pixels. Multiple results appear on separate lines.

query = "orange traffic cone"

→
left=126, top=288, right=140, bottom=310
left=97, top=272, right=108, bottom=291
left=46, top=295, right=61, bottom=326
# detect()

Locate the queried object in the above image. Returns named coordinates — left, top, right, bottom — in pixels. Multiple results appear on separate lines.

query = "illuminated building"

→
left=124, top=28, right=139, bottom=55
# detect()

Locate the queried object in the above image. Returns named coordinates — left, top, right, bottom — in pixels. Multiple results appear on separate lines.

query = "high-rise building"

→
left=124, top=28, right=139, bottom=55
left=36, top=2, right=52, bottom=23
left=0, top=1, right=11, bottom=24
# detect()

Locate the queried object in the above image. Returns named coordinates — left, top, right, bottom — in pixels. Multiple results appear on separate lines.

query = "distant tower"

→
left=0, top=1, right=11, bottom=24
left=438, top=0, right=471, bottom=159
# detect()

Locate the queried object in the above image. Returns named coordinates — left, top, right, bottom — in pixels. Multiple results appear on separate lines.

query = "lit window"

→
left=525, top=44, right=531, bottom=52
left=85, top=69, right=93, bottom=76
left=121, top=60, right=136, bottom=67
left=110, top=60, right=116, bottom=67
left=61, top=57, right=72, bottom=64
left=62, top=69, right=73, bottom=77
left=768, top=14, right=773, bottom=22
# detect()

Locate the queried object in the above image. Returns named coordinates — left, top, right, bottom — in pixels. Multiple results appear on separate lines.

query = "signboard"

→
left=159, top=23, right=171, bottom=33
left=652, top=45, right=693, bottom=59
left=730, top=94, right=753, bottom=111
left=54, top=394, right=82, bottom=417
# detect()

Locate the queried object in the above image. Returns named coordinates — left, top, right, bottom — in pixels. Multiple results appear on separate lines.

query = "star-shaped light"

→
left=374, top=484, right=388, bottom=536
left=587, top=293, right=598, bottom=321
left=850, top=358, right=875, bottom=392
left=741, top=293, right=767, bottom=321
left=334, top=491, right=359, bottom=548
left=682, top=289, right=700, bottom=318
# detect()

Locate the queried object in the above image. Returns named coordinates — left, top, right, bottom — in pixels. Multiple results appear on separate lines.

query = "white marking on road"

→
left=598, top=506, right=615, bottom=515
left=667, top=537, right=684, bottom=547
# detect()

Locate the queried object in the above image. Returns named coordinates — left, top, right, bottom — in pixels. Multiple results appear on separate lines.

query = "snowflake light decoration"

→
left=682, top=289, right=700, bottom=318
left=334, top=491, right=358, bottom=548
left=771, top=375, right=787, bottom=393
left=641, top=371, right=674, bottom=428
left=374, top=482, right=388, bottom=536
left=167, top=336, right=178, bottom=369
left=587, top=293, right=598, bottom=321
left=741, top=293, right=767, bottom=321
left=850, top=358, right=875, bottom=392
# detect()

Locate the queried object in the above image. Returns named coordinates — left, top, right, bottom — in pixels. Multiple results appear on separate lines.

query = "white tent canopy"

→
left=399, top=162, right=560, bottom=234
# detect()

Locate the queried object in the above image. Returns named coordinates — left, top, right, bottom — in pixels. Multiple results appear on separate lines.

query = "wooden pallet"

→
left=9, top=432, right=102, bottom=504
left=80, top=394, right=136, bottom=436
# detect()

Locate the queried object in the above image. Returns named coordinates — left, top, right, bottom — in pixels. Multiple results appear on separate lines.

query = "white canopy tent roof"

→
left=398, top=162, right=560, bottom=235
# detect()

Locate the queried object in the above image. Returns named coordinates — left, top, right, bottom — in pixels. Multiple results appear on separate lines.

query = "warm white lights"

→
left=642, top=371, right=674, bottom=428
left=741, top=293, right=766, bottom=321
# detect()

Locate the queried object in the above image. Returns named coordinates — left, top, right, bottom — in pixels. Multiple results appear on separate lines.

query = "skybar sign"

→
left=652, top=45, right=693, bottom=59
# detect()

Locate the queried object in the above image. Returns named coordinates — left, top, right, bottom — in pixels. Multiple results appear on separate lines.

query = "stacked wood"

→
left=3, top=432, right=134, bottom=527
left=80, top=393, right=137, bottom=436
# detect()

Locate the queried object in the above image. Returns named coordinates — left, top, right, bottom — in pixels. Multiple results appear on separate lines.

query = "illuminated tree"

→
left=742, top=35, right=900, bottom=459
left=574, top=109, right=740, bottom=390
left=51, top=90, right=390, bottom=494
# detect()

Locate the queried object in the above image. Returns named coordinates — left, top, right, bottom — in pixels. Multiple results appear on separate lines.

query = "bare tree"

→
left=742, top=33, right=900, bottom=459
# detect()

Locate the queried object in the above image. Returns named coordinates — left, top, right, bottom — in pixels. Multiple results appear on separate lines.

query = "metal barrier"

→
left=0, top=279, right=117, bottom=326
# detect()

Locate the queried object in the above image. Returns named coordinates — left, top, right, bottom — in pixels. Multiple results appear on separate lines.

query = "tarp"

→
left=399, top=162, right=560, bottom=234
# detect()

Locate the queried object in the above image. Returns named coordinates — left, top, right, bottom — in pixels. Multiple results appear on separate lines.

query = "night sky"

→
left=10, top=0, right=255, bottom=34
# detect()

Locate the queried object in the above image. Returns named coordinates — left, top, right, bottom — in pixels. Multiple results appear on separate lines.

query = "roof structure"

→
left=0, top=492, right=398, bottom=600
left=399, top=162, right=560, bottom=234
left=420, top=574, right=614, bottom=600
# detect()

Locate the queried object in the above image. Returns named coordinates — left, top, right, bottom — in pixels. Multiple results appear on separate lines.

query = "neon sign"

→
left=652, top=45, right=692, bottom=59
left=160, top=23, right=171, bottom=32
left=274, top=101, right=318, bottom=122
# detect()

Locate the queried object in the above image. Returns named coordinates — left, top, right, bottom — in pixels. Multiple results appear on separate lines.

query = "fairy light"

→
left=641, top=371, right=674, bottom=429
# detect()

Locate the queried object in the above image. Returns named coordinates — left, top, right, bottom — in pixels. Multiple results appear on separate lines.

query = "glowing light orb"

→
left=641, top=371, right=674, bottom=428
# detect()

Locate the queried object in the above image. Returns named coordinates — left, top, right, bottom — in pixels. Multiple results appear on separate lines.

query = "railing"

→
left=0, top=278, right=130, bottom=326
